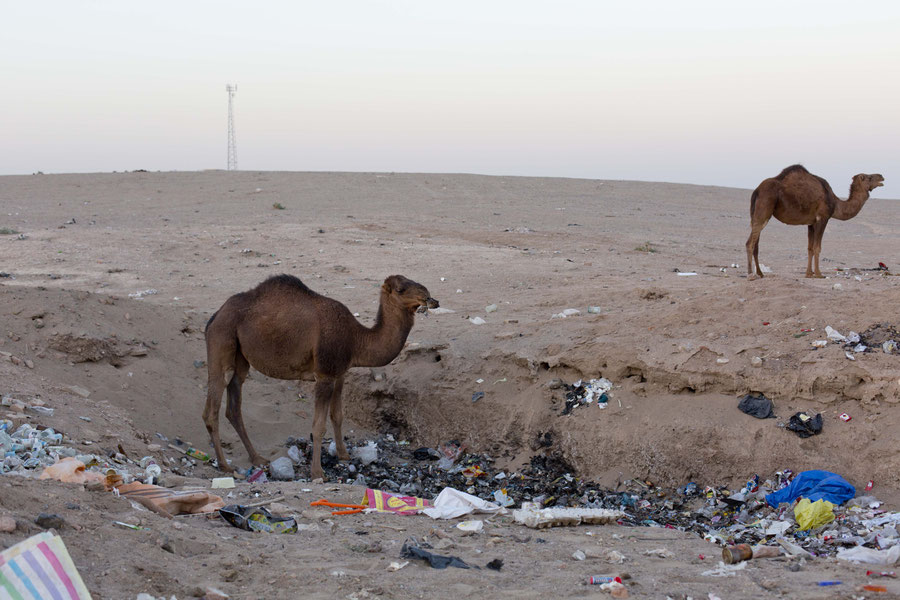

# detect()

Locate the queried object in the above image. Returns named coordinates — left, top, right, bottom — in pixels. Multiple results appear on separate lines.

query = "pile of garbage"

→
left=264, top=434, right=900, bottom=561
left=818, top=323, right=900, bottom=357
left=560, top=378, right=613, bottom=415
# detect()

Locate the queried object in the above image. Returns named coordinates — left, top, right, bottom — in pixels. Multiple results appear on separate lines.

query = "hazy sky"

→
left=2, top=1, right=898, bottom=189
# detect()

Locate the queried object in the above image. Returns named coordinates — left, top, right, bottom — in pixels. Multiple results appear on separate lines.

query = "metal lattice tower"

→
left=226, top=84, right=238, bottom=170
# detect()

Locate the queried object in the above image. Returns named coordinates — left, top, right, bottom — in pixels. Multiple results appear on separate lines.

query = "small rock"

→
left=147, top=444, right=161, bottom=452
left=0, top=516, right=16, bottom=532
left=35, top=513, right=66, bottom=530
left=269, top=456, right=295, bottom=481
left=159, top=474, right=187, bottom=488
left=485, top=304, right=498, bottom=313
left=572, top=550, right=586, bottom=561
left=24, top=359, right=34, bottom=369
left=750, top=356, right=763, bottom=367
left=547, top=378, right=564, bottom=389
left=10, top=356, right=22, bottom=366
left=193, top=360, right=206, bottom=369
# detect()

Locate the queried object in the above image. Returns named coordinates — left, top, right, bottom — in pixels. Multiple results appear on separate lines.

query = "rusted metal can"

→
left=722, top=544, right=753, bottom=564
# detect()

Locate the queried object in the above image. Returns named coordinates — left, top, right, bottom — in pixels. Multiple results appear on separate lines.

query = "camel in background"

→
left=203, top=274, right=438, bottom=481
left=746, top=165, right=884, bottom=279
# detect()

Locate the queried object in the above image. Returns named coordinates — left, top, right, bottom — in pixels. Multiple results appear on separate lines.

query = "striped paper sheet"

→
left=0, top=532, right=92, bottom=600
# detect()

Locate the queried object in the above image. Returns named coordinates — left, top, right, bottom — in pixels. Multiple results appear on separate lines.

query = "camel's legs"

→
left=806, top=225, right=816, bottom=277
left=746, top=219, right=769, bottom=279
left=225, top=352, right=266, bottom=467
left=203, top=363, right=234, bottom=473
left=310, top=376, right=335, bottom=480
left=329, top=376, right=350, bottom=461
left=810, top=219, right=828, bottom=278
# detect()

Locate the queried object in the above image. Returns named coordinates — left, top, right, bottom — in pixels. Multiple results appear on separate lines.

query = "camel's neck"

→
left=833, top=182, right=870, bottom=221
left=352, top=295, right=415, bottom=367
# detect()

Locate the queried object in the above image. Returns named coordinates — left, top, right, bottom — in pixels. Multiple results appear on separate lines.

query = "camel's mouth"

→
left=416, top=297, right=440, bottom=313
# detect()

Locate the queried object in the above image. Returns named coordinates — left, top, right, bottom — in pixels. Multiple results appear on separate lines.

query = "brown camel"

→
left=203, top=274, right=438, bottom=481
left=746, top=165, right=884, bottom=279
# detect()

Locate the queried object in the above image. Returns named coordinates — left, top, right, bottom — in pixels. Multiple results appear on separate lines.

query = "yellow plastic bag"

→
left=794, top=498, right=835, bottom=530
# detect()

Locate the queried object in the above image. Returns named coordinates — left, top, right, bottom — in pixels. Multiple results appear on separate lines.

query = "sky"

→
left=2, top=1, right=899, bottom=189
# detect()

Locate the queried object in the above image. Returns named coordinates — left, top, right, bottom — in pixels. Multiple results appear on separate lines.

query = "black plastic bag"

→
left=786, top=412, right=823, bottom=438
left=401, top=539, right=471, bottom=569
left=737, top=393, right=775, bottom=419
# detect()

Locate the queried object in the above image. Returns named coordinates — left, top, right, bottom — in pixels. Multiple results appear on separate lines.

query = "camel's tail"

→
left=750, top=188, right=759, bottom=217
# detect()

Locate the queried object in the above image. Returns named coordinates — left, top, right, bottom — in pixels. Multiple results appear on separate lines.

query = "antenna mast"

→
left=226, top=84, right=238, bottom=170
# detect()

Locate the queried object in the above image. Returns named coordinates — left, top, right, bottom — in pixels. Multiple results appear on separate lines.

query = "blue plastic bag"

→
left=765, top=470, right=855, bottom=508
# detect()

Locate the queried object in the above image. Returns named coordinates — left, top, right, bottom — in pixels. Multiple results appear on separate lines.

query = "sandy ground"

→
left=1, top=170, right=899, bottom=599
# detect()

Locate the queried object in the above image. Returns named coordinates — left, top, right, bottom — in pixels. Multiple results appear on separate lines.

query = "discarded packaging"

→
left=423, top=487, right=503, bottom=519
left=795, top=498, right=835, bottom=531
left=219, top=504, right=298, bottom=534
left=401, top=538, right=470, bottom=569
left=836, top=545, right=900, bottom=566
left=456, top=520, right=483, bottom=534
left=0, top=532, right=92, bottom=599
left=785, top=412, right=823, bottom=438
left=363, top=488, right=431, bottom=515
left=118, top=482, right=225, bottom=517
left=722, top=544, right=781, bottom=564
left=211, top=477, right=236, bottom=489
left=39, top=457, right=106, bottom=486
left=737, top=393, right=775, bottom=419
left=765, top=470, right=855, bottom=507
left=512, top=503, right=623, bottom=529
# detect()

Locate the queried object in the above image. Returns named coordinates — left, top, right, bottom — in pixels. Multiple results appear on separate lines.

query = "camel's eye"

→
left=396, top=286, right=407, bottom=294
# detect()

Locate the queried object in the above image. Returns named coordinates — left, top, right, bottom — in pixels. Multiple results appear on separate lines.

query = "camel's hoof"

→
left=250, top=455, right=269, bottom=467
left=337, top=451, right=351, bottom=462
left=748, top=274, right=759, bottom=281
left=806, top=274, right=825, bottom=279
left=310, top=471, right=325, bottom=482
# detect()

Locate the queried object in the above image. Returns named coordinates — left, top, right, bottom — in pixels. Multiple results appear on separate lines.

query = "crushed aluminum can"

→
left=839, top=413, right=851, bottom=422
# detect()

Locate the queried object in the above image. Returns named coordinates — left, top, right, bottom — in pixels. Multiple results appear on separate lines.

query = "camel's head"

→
left=382, top=275, right=439, bottom=314
left=854, top=173, right=885, bottom=192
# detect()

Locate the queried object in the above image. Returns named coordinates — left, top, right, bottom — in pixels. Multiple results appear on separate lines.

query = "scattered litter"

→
left=512, top=503, right=623, bottom=529
left=363, top=488, right=431, bottom=515
left=765, top=470, right=855, bottom=507
left=572, top=549, right=586, bottom=561
left=837, top=545, right=900, bottom=566
left=737, top=393, right=775, bottom=419
left=268, top=456, right=295, bottom=480
left=456, top=520, right=483, bottom=534
left=677, top=272, right=698, bottom=277
left=0, top=532, right=91, bottom=598
left=39, top=457, right=106, bottom=486
left=811, top=340, right=828, bottom=348
left=551, top=308, right=581, bottom=318
left=485, top=304, right=498, bottom=313
left=562, top=378, right=613, bottom=414
left=386, top=561, right=409, bottom=572
left=428, top=307, right=455, bottom=315
left=211, top=477, right=235, bottom=489
left=701, top=561, right=747, bottom=577
left=839, top=413, right=852, bottom=422
left=643, top=548, right=675, bottom=559
left=219, top=504, right=297, bottom=534
left=587, top=306, right=602, bottom=314
left=794, top=498, right=835, bottom=531
left=468, top=317, right=486, bottom=325
left=423, top=487, right=503, bottom=519
left=785, top=412, right=823, bottom=438
left=128, top=288, right=158, bottom=299
left=471, top=391, right=484, bottom=403
left=401, top=539, right=471, bottom=569
left=352, top=441, right=379, bottom=466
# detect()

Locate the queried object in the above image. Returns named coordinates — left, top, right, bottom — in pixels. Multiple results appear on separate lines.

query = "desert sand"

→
left=1, top=170, right=898, bottom=599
